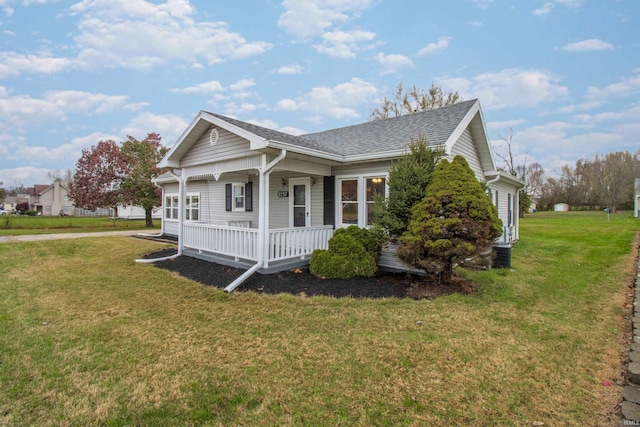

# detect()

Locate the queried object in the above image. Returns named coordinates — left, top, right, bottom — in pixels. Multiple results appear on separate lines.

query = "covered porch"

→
left=182, top=222, right=334, bottom=272
left=162, top=149, right=337, bottom=274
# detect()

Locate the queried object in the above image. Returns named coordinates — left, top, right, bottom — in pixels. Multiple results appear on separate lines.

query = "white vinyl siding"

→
left=268, top=173, right=324, bottom=229
left=449, top=127, right=484, bottom=181
left=332, top=161, right=391, bottom=177
left=181, top=126, right=252, bottom=167
left=489, top=181, right=516, bottom=242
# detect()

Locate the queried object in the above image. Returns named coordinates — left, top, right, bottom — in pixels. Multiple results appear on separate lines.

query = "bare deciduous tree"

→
left=370, top=82, right=462, bottom=121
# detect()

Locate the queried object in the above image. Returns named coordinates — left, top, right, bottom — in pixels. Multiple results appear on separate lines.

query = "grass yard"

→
left=0, top=215, right=159, bottom=235
left=0, top=211, right=638, bottom=426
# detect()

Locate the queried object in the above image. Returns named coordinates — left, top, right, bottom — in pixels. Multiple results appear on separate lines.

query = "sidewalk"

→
left=0, top=230, right=149, bottom=243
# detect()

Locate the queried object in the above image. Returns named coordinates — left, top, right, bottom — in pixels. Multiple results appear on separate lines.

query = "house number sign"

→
left=277, top=191, right=289, bottom=197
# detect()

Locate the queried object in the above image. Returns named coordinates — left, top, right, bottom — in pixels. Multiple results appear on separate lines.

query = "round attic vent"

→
left=209, top=128, right=220, bottom=146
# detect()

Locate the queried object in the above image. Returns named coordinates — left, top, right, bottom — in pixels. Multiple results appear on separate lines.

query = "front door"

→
left=289, top=178, right=310, bottom=227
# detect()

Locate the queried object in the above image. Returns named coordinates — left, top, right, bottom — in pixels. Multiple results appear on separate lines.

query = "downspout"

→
left=225, top=150, right=286, bottom=292
left=136, top=170, right=185, bottom=264
left=137, top=180, right=166, bottom=238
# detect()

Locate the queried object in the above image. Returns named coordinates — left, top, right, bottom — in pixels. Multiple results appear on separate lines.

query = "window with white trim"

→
left=164, top=193, right=200, bottom=221
left=233, top=183, right=245, bottom=212
left=185, top=194, right=199, bottom=221
left=338, top=175, right=387, bottom=227
left=165, top=194, right=179, bottom=220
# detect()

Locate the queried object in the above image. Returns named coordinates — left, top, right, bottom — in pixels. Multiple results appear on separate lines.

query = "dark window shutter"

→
left=245, top=182, right=253, bottom=212
left=225, top=183, right=232, bottom=212
left=323, top=176, right=335, bottom=227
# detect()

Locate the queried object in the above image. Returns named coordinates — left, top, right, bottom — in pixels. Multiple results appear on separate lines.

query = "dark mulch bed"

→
left=144, top=248, right=472, bottom=299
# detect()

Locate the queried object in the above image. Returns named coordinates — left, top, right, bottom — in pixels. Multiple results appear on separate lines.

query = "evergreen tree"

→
left=398, top=156, right=502, bottom=284
left=374, top=135, right=443, bottom=237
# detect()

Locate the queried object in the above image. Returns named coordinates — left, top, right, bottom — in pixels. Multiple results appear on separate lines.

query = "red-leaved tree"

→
left=69, top=140, right=127, bottom=213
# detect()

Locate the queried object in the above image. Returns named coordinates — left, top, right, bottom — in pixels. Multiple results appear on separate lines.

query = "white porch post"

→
left=257, top=155, right=267, bottom=268
left=258, top=150, right=287, bottom=269
left=170, top=170, right=185, bottom=256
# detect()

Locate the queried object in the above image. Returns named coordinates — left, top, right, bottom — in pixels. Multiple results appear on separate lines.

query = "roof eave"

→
left=158, top=111, right=270, bottom=169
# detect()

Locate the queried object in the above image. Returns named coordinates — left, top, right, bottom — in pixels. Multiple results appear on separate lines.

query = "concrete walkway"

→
left=0, top=230, right=152, bottom=243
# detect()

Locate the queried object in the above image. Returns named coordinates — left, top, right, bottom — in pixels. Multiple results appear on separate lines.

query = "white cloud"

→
left=0, top=52, right=71, bottom=78
left=69, top=0, right=272, bottom=70
left=470, top=0, right=494, bottom=9
left=437, top=68, right=569, bottom=110
left=229, top=78, right=255, bottom=92
left=0, top=88, right=129, bottom=130
left=486, top=119, right=526, bottom=131
left=417, top=37, right=451, bottom=56
left=314, top=29, right=376, bottom=59
left=533, top=0, right=583, bottom=16
left=585, top=71, right=640, bottom=101
left=274, top=63, right=304, bottom=75
left=532, top=2, right=555, bottom=16
left=170, top=80, right=224, bottom=95
left=13, top=131, right=118, bottom=164
left=121, top=112, right=189, bottom=146
left=44, top=90, right=128, bottom=114
left=561, top=39, right=614, bottom=52
left=278, top=0, right=376, bottom=58
left=275, top=77, right=379, bottom=120
left=277, top=0, right=373, bottom=39
left=224, top=102, right=268, bottom=115
left=373, top=52, right=413, bottom=75
left=0, top=166, right=56, bottom=188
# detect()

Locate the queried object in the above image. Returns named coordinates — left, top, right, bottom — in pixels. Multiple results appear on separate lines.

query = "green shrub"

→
left=331, top=225, right=382, bottom=261
left=25, top=210, right=37, bottom=216
left=309, top=226, right=381, bottom=279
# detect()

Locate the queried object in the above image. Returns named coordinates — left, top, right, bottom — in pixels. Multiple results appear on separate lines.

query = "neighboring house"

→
left=1, top=194, right=28, bottom=212
left=117, top=205, right=162, bottom=220
left=554, top=203, right=569, bottom=212
left=155, top=99, right=524, bottom=283
left=634, top=178, right=640, bottom=218
left=27, top=179, right=74, bottom=216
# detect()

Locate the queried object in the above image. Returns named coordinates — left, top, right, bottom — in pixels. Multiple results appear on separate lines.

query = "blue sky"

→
left=0, top=0, right=638, bottom=187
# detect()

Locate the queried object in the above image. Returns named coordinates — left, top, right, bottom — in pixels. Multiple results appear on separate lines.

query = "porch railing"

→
left=182, top=223, right=334, bottom=263
left=268, top=226, right=334, bottom=262
left=184, top=223, right=259, bottom=261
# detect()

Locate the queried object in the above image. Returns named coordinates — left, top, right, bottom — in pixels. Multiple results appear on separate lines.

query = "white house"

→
left=117, top=205, right=162, bottom=220
left=154, top=100, right=524, bottom=288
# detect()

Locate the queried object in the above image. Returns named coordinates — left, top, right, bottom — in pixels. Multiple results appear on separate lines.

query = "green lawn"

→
left=0, top=215, right=159, bottom=235
left=0, top=211, right=637, bottom=426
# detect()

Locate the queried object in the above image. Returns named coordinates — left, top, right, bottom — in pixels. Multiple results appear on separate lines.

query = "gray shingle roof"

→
left=206, top=99, right=477, bottom=158
left=206, top=113, right=343, bottom=155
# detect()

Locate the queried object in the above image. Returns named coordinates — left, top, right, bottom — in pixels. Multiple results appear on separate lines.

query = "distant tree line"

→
left=527, top=150, right=640, bottom=212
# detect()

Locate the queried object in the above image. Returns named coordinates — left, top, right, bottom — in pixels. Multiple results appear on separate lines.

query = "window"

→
left=164, top=193, right=199, bottom=221
left=225, top=182, right=253, bottom=212
left=341, top=179, right=358, bottom=225
left=165, top=194, right=179, bottom=220
left=338, top=175, right=387, bottom=227
left=185, top=194, right=199, bottom=221
left=233, top=184, right=245, bottom=211
left=366, top=177, right=385, bottom=225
